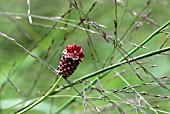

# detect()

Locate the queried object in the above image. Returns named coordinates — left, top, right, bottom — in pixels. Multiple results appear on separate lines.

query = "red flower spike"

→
left=58, top=44, right=85, bottom=77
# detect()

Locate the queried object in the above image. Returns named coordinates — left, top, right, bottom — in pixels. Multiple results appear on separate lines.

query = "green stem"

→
left=120, top=20, right=170, bottom=61
left=51, top=47, right=170, bottom=94
left=16, top=75, right=63, bottom=114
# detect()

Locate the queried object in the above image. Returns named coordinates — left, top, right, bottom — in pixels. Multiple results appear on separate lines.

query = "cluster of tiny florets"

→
left=58, top=44, right=85, bottom=77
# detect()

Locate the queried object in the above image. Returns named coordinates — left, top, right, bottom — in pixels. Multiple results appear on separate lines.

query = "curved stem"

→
left=16, top=75, right=63, bottom=114
left=51, top=46, right=170, bottom=94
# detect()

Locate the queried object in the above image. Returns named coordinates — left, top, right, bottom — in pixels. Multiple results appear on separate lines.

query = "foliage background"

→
left=0, top=0, right=170, bottom=114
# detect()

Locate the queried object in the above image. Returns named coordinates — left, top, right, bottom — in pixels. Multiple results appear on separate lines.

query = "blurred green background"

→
left=0, top=0, right=170, bottom=114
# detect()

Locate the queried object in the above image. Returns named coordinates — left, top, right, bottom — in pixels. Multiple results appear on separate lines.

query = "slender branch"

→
left=51, top=46, right=170, bottom=94
left=120, top=20, right=170, bottom=61
left=16, top=76, right=63, bottom=114
left=0, top=32, right=57, bottom=74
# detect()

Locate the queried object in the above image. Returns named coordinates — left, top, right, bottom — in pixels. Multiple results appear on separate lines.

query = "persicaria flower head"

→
left=58, top=44, right=85, bottom=77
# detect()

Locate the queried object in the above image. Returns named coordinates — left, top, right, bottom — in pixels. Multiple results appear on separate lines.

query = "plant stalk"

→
left=16, top=75, right=63, bottom=114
